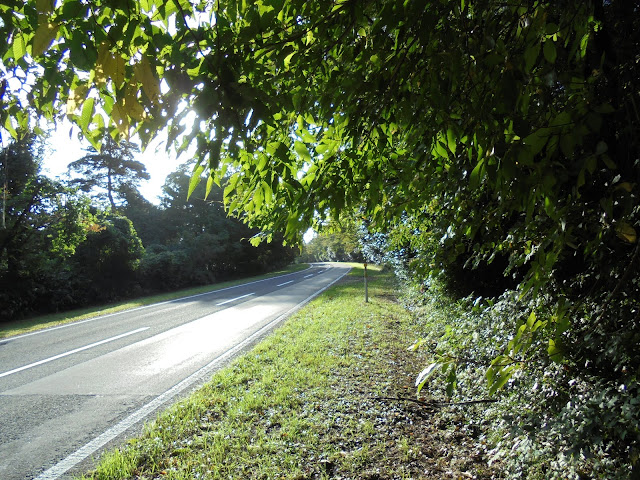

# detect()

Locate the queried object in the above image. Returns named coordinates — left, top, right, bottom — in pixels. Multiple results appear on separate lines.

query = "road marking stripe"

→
left=7, top=265, right=315, bottom=342
left=276, top=280, right=294, bottom=287
left=0, top=327, right=149, bottom=379
left=33, top=266, right=350, bottom=480
left=304, top=274, right=314, bottom=278
left=215, top=293, right=254, bottom=306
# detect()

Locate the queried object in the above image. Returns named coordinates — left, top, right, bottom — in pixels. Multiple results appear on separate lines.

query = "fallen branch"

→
left=374, top=396, right=498, bottom=408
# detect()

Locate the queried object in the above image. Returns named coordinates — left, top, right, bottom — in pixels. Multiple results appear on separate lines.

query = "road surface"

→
left=0, top=263, right=350, bottom=480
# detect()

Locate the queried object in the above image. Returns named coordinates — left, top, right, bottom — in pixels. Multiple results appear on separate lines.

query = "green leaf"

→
left=543, top=40, right=557, bottom=63
left=294, top=140, right=310, bottom=161
left=579, top=32, right=589, bottom=58
left=548, top=339, right=565, bottom=363
left=616, top=222, right=637, bottom=244
left=261, top=180, right=273, bottom=205
left=253, top=184, right=264, bottom=208
left=79, top=97, right=95, bottom=131
left=205, top=174, right=214, bottom=199
left=284, top=51, right=296, bottom=68
left=415, top=363, right=440, bottom=395
left=4, top=115, right=17, bottom=138
left=33, top=22, right=59, bottom=57
left=434, top=141, right=449, bottom=160
left=13, top=33, right=27, bottom=59
left=487, top=363, right=515, bottom=395
left=187, top=164, right=205, bottom=199
left=524, top=43, right=540, bottom=72
left=446, top=128, right=457, bottom=155
left=523, top=128, right=549, bottom=155
left=469, top=158, right=485, bottom=189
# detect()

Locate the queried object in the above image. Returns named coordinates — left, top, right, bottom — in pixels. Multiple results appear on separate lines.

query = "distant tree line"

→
left=0, top=134, right=296, bottom=321
left=299, top=219, right=363, bottom=263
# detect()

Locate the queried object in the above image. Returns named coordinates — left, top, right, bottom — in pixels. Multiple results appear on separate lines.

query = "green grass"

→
left=78, top=264, right=429, bottom=480
left=0, top=263, right=309, bottom=339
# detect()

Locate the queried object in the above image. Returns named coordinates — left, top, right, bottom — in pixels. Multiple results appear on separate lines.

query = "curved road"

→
left=0, top=263, right=350, bottom=480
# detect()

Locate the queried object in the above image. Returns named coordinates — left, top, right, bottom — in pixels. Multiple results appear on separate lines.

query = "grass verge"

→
left=0, top=263, right=309, bottom=339
left=79, top=265, right=496, bottom=480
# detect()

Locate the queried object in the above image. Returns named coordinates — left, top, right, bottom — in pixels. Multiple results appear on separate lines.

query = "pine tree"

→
left=68, top=137, right=149, bottom=210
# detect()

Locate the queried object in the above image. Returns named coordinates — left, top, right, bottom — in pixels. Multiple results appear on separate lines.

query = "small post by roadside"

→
left=364, top=262, right=368, bottom=303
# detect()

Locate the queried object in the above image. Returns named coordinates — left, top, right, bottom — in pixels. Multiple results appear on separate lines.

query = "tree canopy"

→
left=67, top=136, right=149, bottom=210
left=1, top=0, right=634, bottom=241
left=0, top=133, right=95, bottom=317
left=2, top=1, right=640, bottom=473
left=2, top=0, right=639, bottom=387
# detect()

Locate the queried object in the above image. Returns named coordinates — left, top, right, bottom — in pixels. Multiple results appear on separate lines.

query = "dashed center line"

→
left=304, top=274, right=314, bottom=278
left=0, top=327, right=149, bottom=379
left=276, top=280, right=294, bottom=287
left=215, top=293, right=255, bottom=306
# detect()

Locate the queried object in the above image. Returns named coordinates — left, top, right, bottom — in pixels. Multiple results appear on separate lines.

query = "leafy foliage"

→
left=135, top=162, right=297, bottom=290
left=0, top=137, right=296, bottom=319
left=2, top=0, right=640, bottom=474
left=0, top=133, right=95, bottom=317
left=301, top=218, right=363, bottom=262
left=67, top=136, right=149, bottom=210
left=72, top=213, right=145, bottom=301
left=402, top=281, right=640, bottom=479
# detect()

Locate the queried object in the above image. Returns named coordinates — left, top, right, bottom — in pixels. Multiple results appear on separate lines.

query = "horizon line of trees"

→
left=0, top=133, right=296, bottom=321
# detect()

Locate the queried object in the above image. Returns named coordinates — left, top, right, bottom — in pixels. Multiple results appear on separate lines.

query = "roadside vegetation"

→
left=80, top=261, right=638, bottom=480
left=78, top=266, right=497, bottom=480
left=0, top=263, right=309, bottom=339
left=2, top=1, right=639, bottom=477
left=0, top=135, right=297, bottom=323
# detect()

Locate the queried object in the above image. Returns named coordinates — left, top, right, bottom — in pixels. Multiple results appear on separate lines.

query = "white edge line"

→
left=8, top=265, right=316, bottom=342
left=0, top=327, right=149, bottom=379
left=215, top=292, right=254, bottom=306
left=276, top=280, right=294, bottom=287
left=34, top=266, right=351, bottom=480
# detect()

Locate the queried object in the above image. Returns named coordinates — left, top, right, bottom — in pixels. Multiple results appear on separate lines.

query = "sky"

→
left=42, top=121, right=185, bottom=205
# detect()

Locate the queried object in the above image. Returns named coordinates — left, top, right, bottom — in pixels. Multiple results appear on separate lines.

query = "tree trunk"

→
left=107, top=167, right=116, bottom=211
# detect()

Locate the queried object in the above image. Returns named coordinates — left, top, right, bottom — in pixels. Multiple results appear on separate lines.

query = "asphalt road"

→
left=0, top=262, right=350, bottom=480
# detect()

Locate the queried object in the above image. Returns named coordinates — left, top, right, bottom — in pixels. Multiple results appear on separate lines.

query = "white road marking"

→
left=215, top=293, right=254, bottom=306
left=276, top=280, right=294, bottom=287
left=304, top=274, right=314, bottom=278
left=6, top=265, right=314, bottom=342
left=34, top=267, right=351, bottom=480
left=0, top=327, right=149, bottom=379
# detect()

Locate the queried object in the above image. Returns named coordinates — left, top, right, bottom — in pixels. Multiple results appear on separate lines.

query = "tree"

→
left=67, top=137, right=149, bottom=210
left=2, top=0, right=637, bottom=366
left=2, top=1, right=640, bottom=472
left=119, top=184, right=164, bottom=247
left=0, top=133, right=94, bottom=319
left=302, top=219, right=363, bottom=262
left=137, top=162, right=296, bottom=290
left=72, top=213, right=145, bottom=301
left=1, top=0, right=636, bottom=347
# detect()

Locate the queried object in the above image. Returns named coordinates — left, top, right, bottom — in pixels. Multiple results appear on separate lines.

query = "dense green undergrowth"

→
left=402, top=280, right=639, bottom=479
